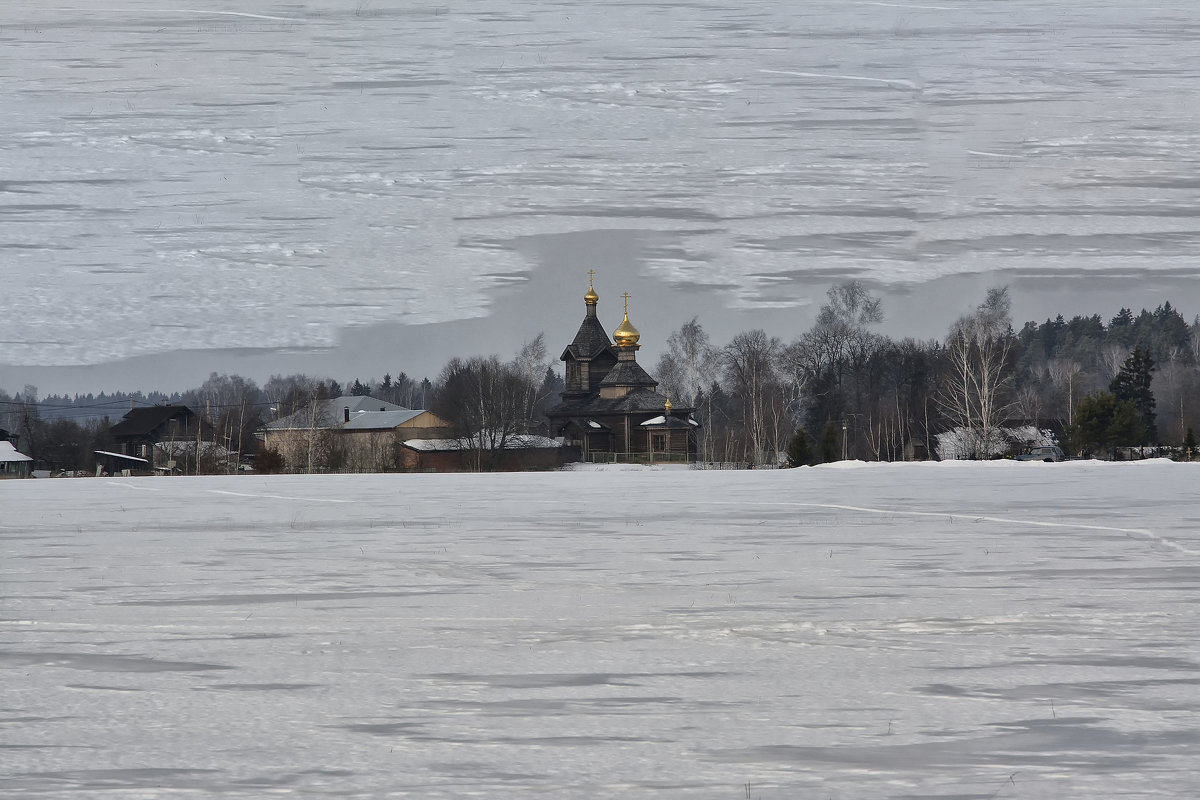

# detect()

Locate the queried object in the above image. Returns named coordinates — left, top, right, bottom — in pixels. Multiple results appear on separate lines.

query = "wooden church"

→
left=547, top=274, right=699, bottom=463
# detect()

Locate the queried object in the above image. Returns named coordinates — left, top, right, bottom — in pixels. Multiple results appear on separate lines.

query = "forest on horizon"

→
left=3, top=284, right=1198, bottom=472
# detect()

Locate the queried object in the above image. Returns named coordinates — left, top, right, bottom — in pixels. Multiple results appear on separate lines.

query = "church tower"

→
left=559, top=271, right=617, bottom=400
left=598, top=292, right=658, bottom=398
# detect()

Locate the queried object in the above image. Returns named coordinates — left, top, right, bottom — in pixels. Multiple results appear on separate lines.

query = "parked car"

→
left=1014, top=445, right=1066, bottom=462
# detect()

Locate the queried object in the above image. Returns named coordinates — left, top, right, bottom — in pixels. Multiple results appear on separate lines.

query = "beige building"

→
left=339, top=409, right=451, bottom=472
left=262, top=395, right=449, bottom=473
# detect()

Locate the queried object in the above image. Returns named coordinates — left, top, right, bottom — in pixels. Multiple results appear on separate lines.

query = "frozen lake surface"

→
left=4, top=460, right=1199, bottom=798
left=3, top=1, right=1200, bottom=377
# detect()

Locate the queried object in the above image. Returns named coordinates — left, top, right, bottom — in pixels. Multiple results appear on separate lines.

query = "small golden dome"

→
left=665, top=393, right=672, bottom=413
left=614, top=312, right=640, bottom=347
left=584, top=270, right=599, bottom=305
left=614, top=291, right=640, bottom=346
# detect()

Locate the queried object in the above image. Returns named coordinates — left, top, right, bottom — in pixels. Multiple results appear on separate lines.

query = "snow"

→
left=0, top=440, right=33, bottom=462
left=404, top=434, right=560, bottom=452
left=640, top=415, right=667, bottom=426
left=4, top=461, right=1199, bottom=798
left=936, top=425, right=1057, bottom=460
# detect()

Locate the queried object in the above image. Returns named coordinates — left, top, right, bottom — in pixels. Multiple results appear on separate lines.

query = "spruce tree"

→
left=1109, top=348, right=1156, bottom=443
left=785, top=428, right=812, bottom=468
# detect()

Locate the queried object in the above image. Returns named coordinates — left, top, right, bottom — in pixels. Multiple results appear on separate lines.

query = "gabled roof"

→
left=266, top=396, right=408, bottom=430
left=341, top=409, right=431, bottom=431
left=0, top=440, right=32, bottom=462
left=109, top=405, right=196, bottom=438
left=561, top=315, right=615, bottom=361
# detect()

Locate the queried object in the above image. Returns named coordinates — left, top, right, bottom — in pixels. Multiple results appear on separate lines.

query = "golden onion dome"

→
left=613, top=311, right=640, bottom=347
left=584, top=270, right=599, bottom=305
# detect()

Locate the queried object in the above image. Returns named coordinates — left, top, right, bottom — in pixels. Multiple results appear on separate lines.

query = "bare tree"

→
left=780, top=281, right=887, bottom=455
left=1099, top=343, right=1130, bottom=383
left=655, top=317, right=716, bottom=407
left=938, top=287, right=1016, bottom=459
left=432, top=356, right=534, bottom=471
left=1047, top=359, right=1083, bottom=425
left=512, top=333, right=551, bottom=433
left=719, top=329, right=783, bottom=465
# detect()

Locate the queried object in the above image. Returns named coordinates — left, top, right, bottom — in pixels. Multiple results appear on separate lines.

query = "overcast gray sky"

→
left=3, top=1, right=1198, bottom=396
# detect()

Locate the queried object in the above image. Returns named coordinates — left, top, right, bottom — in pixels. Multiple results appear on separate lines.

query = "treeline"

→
left=653, top=285, right=1198, bottom=464
left=0, top=336, right=563, bottom=474
left=4, top=284, right=1197, bottom=472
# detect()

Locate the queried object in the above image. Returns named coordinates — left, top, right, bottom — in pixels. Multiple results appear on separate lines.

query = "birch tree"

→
left=938, top=287, right=1016, bottom=459
left=719, top=329, right=783, bottom=465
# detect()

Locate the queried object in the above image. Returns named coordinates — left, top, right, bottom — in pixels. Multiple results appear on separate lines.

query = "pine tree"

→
left=1073, top=391, right=1145, bottom=459
left=1109, top=347, right=1156, bottom=443
left=785, top=428, right=812, bottom=468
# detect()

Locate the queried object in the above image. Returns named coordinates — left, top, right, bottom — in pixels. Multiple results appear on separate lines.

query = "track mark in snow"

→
left=160, top=9, right=303, bottom=22
left=205, top=489, right=351, bottom=504
left=760, top=69, right=919, bottom=90
left=691, top=500, right=1200, bottom=556
left=860, top=2, right=958, bottom=10
left=104, top=481, right=161, bottom=492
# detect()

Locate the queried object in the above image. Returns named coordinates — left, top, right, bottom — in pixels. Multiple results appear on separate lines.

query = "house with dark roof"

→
left=547, top=277, right=699, bottom=463
left=108, top=405, right=214, bottom=472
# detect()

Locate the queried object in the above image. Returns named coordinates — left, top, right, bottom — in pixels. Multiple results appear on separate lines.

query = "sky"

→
left=3, top=1, right=1199, bottom=396
left=5, top=460, right=1199, bottom=797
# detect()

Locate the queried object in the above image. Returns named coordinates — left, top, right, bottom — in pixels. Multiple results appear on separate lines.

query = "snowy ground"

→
left=3, top=461, right=1199, bottom=798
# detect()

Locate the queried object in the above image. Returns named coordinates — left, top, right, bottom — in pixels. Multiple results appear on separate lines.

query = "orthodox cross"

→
left=621, top=291, right=631, bottom=314
left=587, top=269, right=596, bottom=289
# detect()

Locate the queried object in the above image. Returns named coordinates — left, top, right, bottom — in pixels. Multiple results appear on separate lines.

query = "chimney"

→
left=343, top=406, right=350, bottom=423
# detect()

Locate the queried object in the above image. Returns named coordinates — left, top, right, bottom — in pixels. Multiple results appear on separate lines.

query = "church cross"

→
left=587, top=269, right=596, bottom=289
left=621, top=291, right=631, bottom=314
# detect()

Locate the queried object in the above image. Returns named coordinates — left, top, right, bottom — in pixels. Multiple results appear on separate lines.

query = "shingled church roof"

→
left=598, top=359, right=657, bottom=389
left=562, top=315, right=614, bottom=361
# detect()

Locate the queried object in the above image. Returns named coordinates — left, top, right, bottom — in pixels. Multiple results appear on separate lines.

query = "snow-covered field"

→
left=4, top=461, right=1198, bottom=798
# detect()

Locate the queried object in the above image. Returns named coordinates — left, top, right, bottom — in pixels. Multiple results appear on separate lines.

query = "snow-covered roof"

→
left=0, top=440, right=32, bottom=462
left=639, top=415, right=696, bottom=430
left=93, top=449, right=149, bottom=464
left=340, top=409, right=427, bottom=431
left=266, top=396, right=409, bottom=430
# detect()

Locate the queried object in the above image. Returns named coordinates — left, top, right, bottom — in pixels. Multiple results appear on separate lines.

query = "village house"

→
left=107, top=405, right=215, bottom=473
left=0, top=439, right=33, bottom=478
left=262, top=395, right=450, bottom=472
